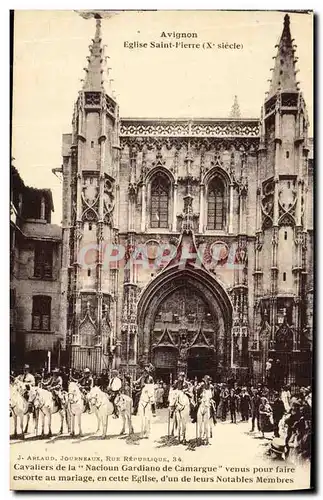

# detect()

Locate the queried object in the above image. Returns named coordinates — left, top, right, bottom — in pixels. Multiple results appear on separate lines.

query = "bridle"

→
left=198, top=389, right=212, bottom=414
left=89, top=392, right=102, bottom=409
left=28, top=388, right=45, bottom=412
left=174, top=391, right=188, bottom=414
left=68, top=390, right=82, bottom=405
left=139, top=389, right=154, bottom=412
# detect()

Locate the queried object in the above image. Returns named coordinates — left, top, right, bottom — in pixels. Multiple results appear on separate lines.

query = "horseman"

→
left=196, top=375, right=216, bottom=424
left=176, top=372, right=191, bottom=394
left=78, top=368, right=94, bottom=412
left=16, top=364, right=35, bottom=387
left=60, top=367, right=69, bottom=392
left=107, top=370, right=122, bottom=418
left=133, top=365, right=156, bottom=416
left=42, top=368, right=63, bottom=410
left=15, top=364, right=35, bottom=405
left=170, top=372, right=192, bottom=419
left=98, top=369, right=109, bottom=392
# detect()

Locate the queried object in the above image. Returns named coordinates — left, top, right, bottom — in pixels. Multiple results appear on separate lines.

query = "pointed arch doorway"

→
left=137, top=265, right=233, bottom=380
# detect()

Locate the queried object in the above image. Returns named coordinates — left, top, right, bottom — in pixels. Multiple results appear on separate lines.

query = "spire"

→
left=229, top=95, right=241, bottom=118
left=268, top=14, right=298, bottom=97
left=83, top=15, right=106, bottom=92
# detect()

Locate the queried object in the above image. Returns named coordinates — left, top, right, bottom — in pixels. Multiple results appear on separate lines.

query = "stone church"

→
left=60, top=14, right=313, bottom=385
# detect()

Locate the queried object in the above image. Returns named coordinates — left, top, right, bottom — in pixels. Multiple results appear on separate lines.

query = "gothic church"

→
left=60, top=14, right=313, bottom=384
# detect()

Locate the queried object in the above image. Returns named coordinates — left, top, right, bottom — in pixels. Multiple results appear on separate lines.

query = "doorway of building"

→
left=153, top=346, right=177, bottom=384
left=187, top=347, right=215, bottom=381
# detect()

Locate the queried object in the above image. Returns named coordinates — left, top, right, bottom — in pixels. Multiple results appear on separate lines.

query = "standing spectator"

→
left=219, top=384, right=229, bottom=421
left=155, top=382, right=164, bottom=409
left=250, top=387, right=261, bottom=432
left=162, top=382, right=169, bottom=408
left=229, top=388, right=238, bottom=423
left=259, top=396, right=273, bottom=438
left=265, top=358, right=274, bottom=388
left=240, top=387, right=251, bottom=422
left=281, top=384, right=291, bottom=412
left=272, top=391, right=285, bottom=437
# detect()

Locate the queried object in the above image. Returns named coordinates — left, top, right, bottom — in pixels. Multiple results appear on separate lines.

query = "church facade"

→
left=60, top=14, right=313, bottom=385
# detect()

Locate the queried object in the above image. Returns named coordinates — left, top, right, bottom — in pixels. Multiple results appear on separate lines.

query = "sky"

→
left=12, top=10, right=313, bottom=225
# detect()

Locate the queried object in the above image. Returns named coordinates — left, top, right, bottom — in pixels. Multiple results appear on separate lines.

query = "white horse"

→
left=197, top=388, right=213, bottom=445
left=11, top=380, right=37, bottom=436
left=115, top=393, right=134, bottom=435
left=10, top=383, right=32, bottom=439
left=87, top=386, right=114, bottom=439
left=28, top=386, right=68, bottom=437
left=172, top=390, right=190, bottom=444
left=67, top=382, right=87, bottom=437
left=138, top=384, right=155, bottom=439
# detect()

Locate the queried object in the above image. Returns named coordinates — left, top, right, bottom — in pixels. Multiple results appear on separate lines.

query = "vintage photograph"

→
left=10, top=10, right=313, bottom=490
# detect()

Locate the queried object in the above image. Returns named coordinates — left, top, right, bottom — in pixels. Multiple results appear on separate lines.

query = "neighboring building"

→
left=59, top=14, right=313, bottom=384
left=10, top=164, right=62, bottom=370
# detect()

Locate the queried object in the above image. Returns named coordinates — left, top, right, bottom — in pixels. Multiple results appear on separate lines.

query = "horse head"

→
left=68, top=382, right=82, bottom=404
left=174, top=390, right=190, bottom=412
left=28, top=387, right=40, bottom=408
left=12, top=379, right=26, bottom=396
left=140, top=384, right=155, bottom=405
left=87, top=387, right=101, bottom=408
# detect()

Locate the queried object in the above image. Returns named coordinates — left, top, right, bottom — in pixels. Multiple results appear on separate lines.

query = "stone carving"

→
left=278, top=180, right=297, bottom=226
left=275, top=323, right=294, bottom=351
left=261, top=179, right=275, bottom=229
left=120, top=119, right=260, bottom=138
left=81, top=175, right=99, bottom=222
left=103, top=176, right=115, bottom=225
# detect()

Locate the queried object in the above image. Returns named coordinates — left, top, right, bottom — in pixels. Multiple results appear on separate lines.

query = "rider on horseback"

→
left=133, top=365, right=156, bottom=416
left=107, top=370, right=122, bottom=418
left=16, top=364, right=35, bottom=387
left=172, top=372, right=192, bottom=418
left=15, top=364, right=35, bottom=408
left=78, top=368, right=94, bottom=412
left=196, top=375, right=217, bottom=424
left=42, top=368, right=63, bottom=410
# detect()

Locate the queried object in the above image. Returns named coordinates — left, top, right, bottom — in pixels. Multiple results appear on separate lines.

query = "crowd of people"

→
left=11, top=364, right=312, bottom=460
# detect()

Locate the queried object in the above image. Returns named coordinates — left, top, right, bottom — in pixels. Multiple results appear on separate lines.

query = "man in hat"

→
left=265, top=358, right=274, bottom=388
left=192, top=375, right=214, bottom=423
left=16, top=364, right=35, bottom=387
left=42, top=368, right=64, bottom=410
left=79, top=367, right=94, bottom=393
left=133, top=365, right=156, bottom=416
left=107, top=369, right=122, bottom=418
left=176, top=372, right=191, bottom=394
left=78, top=368, right=94, bottom=411
left=240, top=387, right=251, bottom=422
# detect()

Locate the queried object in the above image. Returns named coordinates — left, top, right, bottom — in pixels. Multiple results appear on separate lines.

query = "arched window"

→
left=207, top=178, right=225, bottom=230
left=32, top=295, right=51, bottom=331
left=150, top=174, right=170, bottom=229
